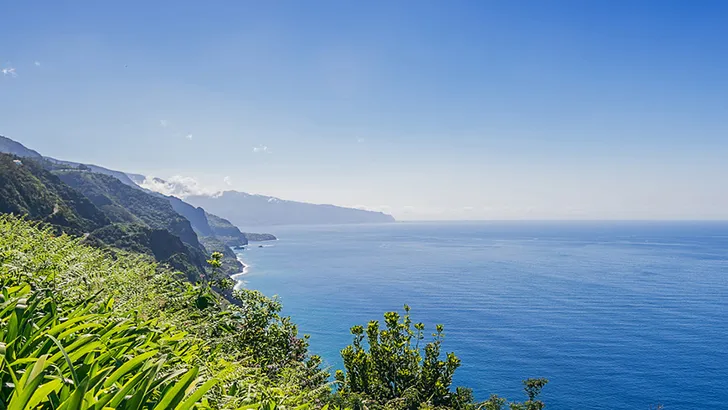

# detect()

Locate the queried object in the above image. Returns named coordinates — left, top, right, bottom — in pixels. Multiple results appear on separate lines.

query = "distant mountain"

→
left=1, top=135, right=143, bottom=187
left=168, top=195, right=215, bottom=238
left=0, top=135, right=43, bottom=159
left=1, top=134, right=396, bottom=228
left=205, top=212, right=249, bottom=247
left=46, top=157, right=144, bottom=188
left=185, top=191, right=395, bottom=227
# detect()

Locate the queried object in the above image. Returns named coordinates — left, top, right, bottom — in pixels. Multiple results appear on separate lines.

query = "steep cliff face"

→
left=168, top=196, right=214, bottom=237
left=55, top=170, right=204, bottom=251
left=0, top=154, right=207, bottom=279
left=205, top=212, right=249, bottom=247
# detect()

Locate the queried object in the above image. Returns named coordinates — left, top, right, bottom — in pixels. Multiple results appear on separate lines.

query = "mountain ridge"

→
left=1, top=134, right=396, bottom=228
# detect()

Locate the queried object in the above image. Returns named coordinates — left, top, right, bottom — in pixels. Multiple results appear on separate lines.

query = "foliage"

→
left=199, top=236, right=244, bottom=277
left=334, top=305, right=471, bottom=410
left=0, top=282, right=218, bottom=409
left=0, top=153, right=109, bottom=236
left=334, top=306, right=548, bottom=410
left=481, top=378, right=548, bottom=410
left=0, top=215, right=329, bottom=409
left=54, top=170, right=204, bottom=252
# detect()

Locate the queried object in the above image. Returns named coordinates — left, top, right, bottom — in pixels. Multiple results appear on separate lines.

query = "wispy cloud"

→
left=357, top=137, right=365, bottom=143
left=1, top=67, right=17, bottom=77
left=223, top=176, right=232, bottom=186
left=139, top=175, right=220, bottom=198
left=185, top=134, right=193, bottom=140
left=34, top=61, right=40, bottom=67
left=160, top=120, right=168, bottom=128
left=252, top=145, right=269, bottom=153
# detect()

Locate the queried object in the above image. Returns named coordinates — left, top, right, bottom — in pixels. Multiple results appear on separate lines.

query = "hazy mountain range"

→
left=0, top=135, right=395, bottom=227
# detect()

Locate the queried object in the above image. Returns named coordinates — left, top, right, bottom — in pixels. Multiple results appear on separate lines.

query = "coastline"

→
left=230, top=254, right=249, bottom=290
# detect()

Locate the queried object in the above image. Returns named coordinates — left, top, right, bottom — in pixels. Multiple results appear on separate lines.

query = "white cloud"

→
left=223, top=176, right=232, bottom=186
left=252, top=145, right=269, bottom=153
left=357, top=137, right=365, bottom=143
left=34, top=61, right=40, bottom=67
left=160, top=120, right=168, bottom=128
left=185, top=134, right=193, bottom=140
left=138, top=175, right=220, bottom=198
left=1, top=67, right=17, bottom=77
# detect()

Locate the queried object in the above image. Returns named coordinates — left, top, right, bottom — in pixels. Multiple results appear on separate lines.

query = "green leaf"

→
left=103, top=349, right=158, bottom=388
left=25, top=378, right=63, bottom=409
left=152, top=366, right=199, bottom=410
left=174, top=377, right=219, bottom=410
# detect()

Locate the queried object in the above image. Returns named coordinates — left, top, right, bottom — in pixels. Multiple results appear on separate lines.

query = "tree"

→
left=335, top=305, right=474, bottom=409
left=197, top=251, right=234, bottom=308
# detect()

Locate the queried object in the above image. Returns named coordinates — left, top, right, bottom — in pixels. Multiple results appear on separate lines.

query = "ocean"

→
left=233, top=221, right=728, bottom=409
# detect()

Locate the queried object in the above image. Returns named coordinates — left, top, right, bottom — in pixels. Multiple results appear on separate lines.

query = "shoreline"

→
left=230, top=254, right=249, bottom=290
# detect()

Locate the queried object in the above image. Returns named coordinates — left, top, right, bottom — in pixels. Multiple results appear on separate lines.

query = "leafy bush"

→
left=334, top=306, right=547, bottom=410
left=333, top=305, right=472, bottom=410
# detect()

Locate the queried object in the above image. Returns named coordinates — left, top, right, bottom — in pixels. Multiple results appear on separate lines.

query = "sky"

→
left=1, top=0, right=727, bottom=220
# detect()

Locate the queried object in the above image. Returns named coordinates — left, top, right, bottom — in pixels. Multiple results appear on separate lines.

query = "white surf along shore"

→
left=230, top=254, right=249, bottom=290
left=229, top=240, right=277, bottom=290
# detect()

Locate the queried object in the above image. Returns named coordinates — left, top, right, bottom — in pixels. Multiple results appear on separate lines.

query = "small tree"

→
left=196, top=251, right=234, bottom=308
left=335, top=305, right=473, bottom=409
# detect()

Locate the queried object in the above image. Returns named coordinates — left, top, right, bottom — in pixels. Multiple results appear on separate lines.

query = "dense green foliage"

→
left=0, top=154, right=109, bottom=236
left=54, top=170, right=202, bottom=251
left=0, top=215, right=330, bottom=409
left=333, top=307, right=547, bottom=410
left=55, top=169, right=247, bottom=277
left=0, top=154, right=209, bottom=279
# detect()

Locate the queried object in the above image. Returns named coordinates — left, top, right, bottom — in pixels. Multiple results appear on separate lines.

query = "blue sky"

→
left=1, top=1, right=727, bottom=219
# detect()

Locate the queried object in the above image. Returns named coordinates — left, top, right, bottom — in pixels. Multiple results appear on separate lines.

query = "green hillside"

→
left=0, top=215, right=328, bottom=409
left=55, top=170, right=202, bottom=249
left=0, top=154, right=206, bottom=279
left=55, top=170, right=244, bottom=276
left=0, top=154, right=109, bottom=235
left=205, top=212, right=249, bottom=247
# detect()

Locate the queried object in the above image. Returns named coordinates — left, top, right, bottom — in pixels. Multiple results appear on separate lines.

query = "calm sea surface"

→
left=234, top=221, right=728, bottom=409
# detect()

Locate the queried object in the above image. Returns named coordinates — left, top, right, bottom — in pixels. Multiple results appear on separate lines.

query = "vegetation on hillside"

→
left=0, top=154, right=109, bottom=236
left=0, top=154, right=209, bottom=279
left=0, top=215, right=546, bottom=409
left=205, top=212, right=249, bottom=248
left=54, top=170, right=203, bottom=251
left=0, top=152, right=547, bottom=409
left=0, top=215, right=328, bottom=409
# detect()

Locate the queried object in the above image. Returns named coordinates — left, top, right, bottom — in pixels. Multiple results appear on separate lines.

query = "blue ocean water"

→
left=234, top=221, right=728, bottom=409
